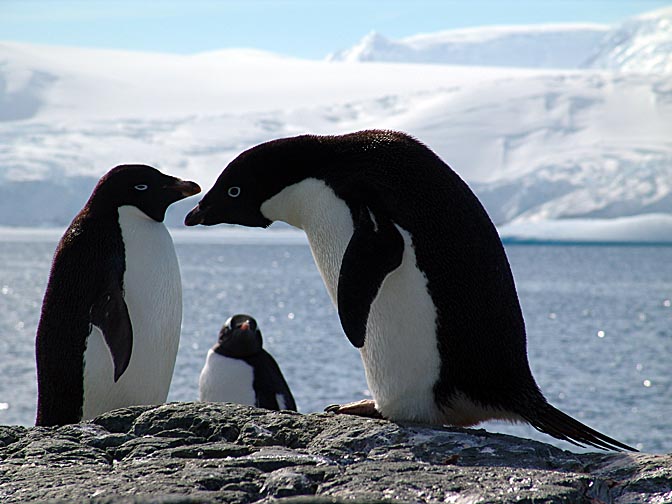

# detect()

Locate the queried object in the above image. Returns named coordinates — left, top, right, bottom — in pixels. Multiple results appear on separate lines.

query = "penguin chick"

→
left=185, top=130, right=635, bottom=451
left=199, top=314, right=297, bottom=411
left=35, top=165, right=200, bottom=426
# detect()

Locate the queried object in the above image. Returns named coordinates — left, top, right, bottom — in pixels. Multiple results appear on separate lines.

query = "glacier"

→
left=0, top=7, right=670, bottom=241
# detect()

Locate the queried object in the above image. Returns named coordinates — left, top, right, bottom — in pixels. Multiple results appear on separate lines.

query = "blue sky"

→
left=1, top=0, right=669, bottom=59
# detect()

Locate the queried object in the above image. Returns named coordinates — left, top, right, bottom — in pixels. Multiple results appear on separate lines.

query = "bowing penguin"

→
left=184, top=130, right=635, bottom=451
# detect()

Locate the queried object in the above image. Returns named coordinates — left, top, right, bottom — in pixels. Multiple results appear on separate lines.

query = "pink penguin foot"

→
left=325, top=399, right=384, bottom=419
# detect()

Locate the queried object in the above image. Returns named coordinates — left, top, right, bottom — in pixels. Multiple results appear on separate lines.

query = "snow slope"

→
left=0, top=7, right=670, bottom=241
left=584, top=6, right=672, bottom=73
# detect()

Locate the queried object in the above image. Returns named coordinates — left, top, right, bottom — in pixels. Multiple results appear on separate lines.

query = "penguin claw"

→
left=324, top=399, right=384, bottom=419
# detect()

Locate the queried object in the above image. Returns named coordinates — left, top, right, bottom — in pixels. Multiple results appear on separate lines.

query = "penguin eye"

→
left=227, top=186, right=241, bottom=198
left=134, top=184, right=149, bottom=191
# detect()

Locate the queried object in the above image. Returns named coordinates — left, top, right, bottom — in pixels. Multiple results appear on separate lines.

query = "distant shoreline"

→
left=2, top=225, right=671, bottom=246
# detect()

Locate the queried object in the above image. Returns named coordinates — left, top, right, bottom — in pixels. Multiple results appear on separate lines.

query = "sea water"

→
left=1, top=228, right=670, bottom=453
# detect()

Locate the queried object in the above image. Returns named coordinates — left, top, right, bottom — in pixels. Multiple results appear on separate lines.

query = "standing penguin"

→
left=185, top=130, right=635, bottom=451
left=199, top=314, right=297, bottom=411
left=35, top=165, right=200, bottom=426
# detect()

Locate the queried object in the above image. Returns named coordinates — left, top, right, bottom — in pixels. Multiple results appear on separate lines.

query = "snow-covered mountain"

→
left=1, top=7, right=671, bottom=241
left=329, top=6, right=672, bottom=73
left=327, top=25, right=609, bottom=68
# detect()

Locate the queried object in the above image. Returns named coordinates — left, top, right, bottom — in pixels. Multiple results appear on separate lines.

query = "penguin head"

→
left=215, top=314, right=263, bottom=358
left=184, top=130, right=414, bottom=229
left=90, top=165, right=201, bottom=222
left=184, top=136, right=323, bottom=228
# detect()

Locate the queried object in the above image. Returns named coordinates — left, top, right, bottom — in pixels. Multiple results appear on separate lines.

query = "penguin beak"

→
left=184, top=203, right=207, bottom=226
left=166, top=179, right=201, bottom=198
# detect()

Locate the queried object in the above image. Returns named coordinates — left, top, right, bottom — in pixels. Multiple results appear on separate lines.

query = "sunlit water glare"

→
left=1, top=228, right=670, bottom=453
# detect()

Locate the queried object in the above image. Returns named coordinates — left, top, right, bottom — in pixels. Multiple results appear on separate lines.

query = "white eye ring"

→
left=134, top=184, right=148, bottom=191
left=228, top=186, right=241, bottom=197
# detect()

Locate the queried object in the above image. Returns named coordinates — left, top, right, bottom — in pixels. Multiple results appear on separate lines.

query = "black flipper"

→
left=337, top=205, right=405, bottom=348
left=247, top=351, right=298, bottom=411
left=523, top=402, right=637, bottom=452
left=90, top=280, right=133, bottom=382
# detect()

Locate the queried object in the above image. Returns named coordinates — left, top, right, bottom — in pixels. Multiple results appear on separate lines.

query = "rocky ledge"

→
left=0, top=402, right=670, bottom=503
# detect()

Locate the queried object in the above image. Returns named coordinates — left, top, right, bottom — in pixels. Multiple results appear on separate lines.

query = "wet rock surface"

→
left=0, top=402, right=669, bottom=503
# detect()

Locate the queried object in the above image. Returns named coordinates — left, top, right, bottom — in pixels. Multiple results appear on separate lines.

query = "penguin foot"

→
left=325, top=399, right=383, bottom=419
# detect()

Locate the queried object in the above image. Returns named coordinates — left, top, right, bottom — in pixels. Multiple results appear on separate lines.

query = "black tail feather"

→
left=522, top=402, right=637, bottom=452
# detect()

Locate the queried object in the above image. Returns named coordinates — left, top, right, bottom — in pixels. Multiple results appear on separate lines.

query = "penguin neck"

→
left=261, top=177, right=353, bottom=302
left=261, top=178, right=349, bottom=232
left=117, top=205, right=158, bottom=223
left=212, top=342, right=260, bottom=359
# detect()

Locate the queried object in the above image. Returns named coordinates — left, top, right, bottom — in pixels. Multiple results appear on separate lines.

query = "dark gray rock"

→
left=0, top=402, right=670, bottom=503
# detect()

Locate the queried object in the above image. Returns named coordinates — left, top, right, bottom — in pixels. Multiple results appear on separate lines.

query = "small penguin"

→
left=35, top=164, right=201, bottom=426
left=184, top=130, right=635, bottom=451
left=199, top=314, right=297, bottom=411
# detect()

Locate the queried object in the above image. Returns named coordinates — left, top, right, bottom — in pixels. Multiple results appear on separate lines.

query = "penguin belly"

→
left=265, top=180, right=444, bottom=423
left=198, top=349, right=256, bottom=405
left=82, top=205, right=182, bottom=419
left=360, top=228, right=444, bottom=423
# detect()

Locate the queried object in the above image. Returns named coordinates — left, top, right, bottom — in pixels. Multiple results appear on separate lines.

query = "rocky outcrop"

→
left=0, top=402, right=669, bottom=503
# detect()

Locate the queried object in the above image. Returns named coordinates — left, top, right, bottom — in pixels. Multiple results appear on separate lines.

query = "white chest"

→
left=261, top=178, right=353, bottom=303
left=82, top=205, right=182, bottom=420
left=198, top=349, right=257, bottom=405
left=261, top=178, right=443, bottom=423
